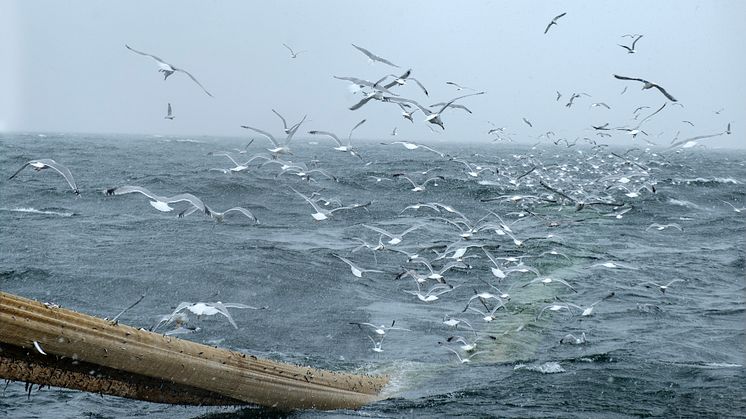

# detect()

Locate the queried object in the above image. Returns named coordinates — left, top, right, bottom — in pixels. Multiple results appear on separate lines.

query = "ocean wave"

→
left=0, top=207, right=74, bottom=217
left=667, top=199, right=704, bottom=210
left=669, top=177, right=741, bottom=186
left=513, top=361, right=565, bottom=374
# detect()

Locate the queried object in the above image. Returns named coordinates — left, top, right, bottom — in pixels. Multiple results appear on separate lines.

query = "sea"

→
left=1, top=133, right=744, bottom=418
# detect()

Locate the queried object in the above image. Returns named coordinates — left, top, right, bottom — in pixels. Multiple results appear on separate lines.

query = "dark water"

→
left=1, top=133, right=744, bottom=418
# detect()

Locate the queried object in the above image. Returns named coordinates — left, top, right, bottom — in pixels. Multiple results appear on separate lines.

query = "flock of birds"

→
left=7, top=12, right=741, bottom=367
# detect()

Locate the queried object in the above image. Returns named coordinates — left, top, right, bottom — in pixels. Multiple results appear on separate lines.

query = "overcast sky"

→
left=1, top=1, right=743, bottom=147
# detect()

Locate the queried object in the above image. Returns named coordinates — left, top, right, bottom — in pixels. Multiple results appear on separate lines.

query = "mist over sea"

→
left=1, top=133, right=744, bottom=418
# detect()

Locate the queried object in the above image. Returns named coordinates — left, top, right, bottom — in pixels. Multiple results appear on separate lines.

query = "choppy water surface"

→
left=1, top=133, right=744, bottom=418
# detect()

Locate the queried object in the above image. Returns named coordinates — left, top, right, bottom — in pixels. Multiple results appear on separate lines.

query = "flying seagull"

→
left=618, top=34, right=643, bottom=54
left=388, top=91, right=485, bottom=129
left=125, top=44, right=213, bottom=97
left=164, top=103, right=175, bottom=120
left=544, top=12, right=567, bottom=34
left=9, top=159, right=80, bottom=195
left=351, top=43, right=399, bottom=68
left=104, top=185, right=207, bottom=213
left=613, top=74, right=677, bottom=102
left=522, top=117, right=533, bottom=127
left=282, top=43, right=306, bottom=58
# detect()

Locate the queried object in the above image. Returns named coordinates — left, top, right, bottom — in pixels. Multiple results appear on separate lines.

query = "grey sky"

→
left=1, top=1, right=743, bottom=147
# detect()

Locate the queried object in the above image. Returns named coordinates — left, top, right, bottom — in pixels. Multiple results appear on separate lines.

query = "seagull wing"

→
left=282, top=43, right=295, bottom=55
left=362, top=224, right=395, bottom=239
left=240, top=125, right=280, bottom=147
left=106, top=185, right=162, bottom=201
left=125, top=44, right=172, bottom=68
left=163, top=193, right=206, bottom=212
left=651, top=83, right=677, bottom=102
left=290, top=187, right=325, bottom=213
left=631, top=35, right=643, bottom=49
left=173, top=67, right=213, bottom=97
left=409, top=77, right=429, bottom=96
left=613, top=74, right=648, bottom=84
left=437, top=92, right=485, bottom=115
left=36, top=159, right=79, bottom=193
left=211, top=302, right=239, bottom=329
left=348, top=119, right=367, bottom=143
left=222, top=207, right=258, bottom=223
left=7, top=161, right=31, bottom=180
left=167, top=103, right=172, bottom=116
left=271, top=109, right=289, bottom=131
left=308, top=130, right=343, bottom=147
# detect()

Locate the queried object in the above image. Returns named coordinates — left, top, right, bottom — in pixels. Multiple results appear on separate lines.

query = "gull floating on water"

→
left=9, top=159, right=80, bottom=196
left=125, top=44, right=213, bottom=97
left=646, top=223, right=682, bottom=231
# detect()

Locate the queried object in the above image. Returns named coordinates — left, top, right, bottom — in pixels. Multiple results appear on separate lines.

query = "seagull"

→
left=162, top=301, right=262, bottom=329
left=404, top=282, right=457, bottom=302
left=613, top=74, right=677, bottom=102
left=618, top=35, right=643, bottom=53
left=104, top=185, right=206, bottom=213
left=241, top=114, right=307, bottom=155
left=442, top=346, right=485, bottom=364
left=668, top=131, right=725, bottom=149
left=350, top=320, right=410, bottom=335
left=208, top=151, right=271, bottom=173
left=9, top=159, right=80, bottom=195
left=590, top=102, right=611, bottom=109
left=271, top=109, right=305, bottom=134
left=308, top=119, right=366, bottom=159
left=389, top=92, right=485, bottom=129
left=381, top=69, right=429, bottom=96
left=397, top=103, right=420, bottom=122
left=393, top=173, right=445, bottom=192
left=362, top=223, right=424, bottom=245
left=381, top=141, right=446, bottom=157
left=282, top=43, right=306, bottom=58
left=125, top=44, right=213, bottom=97
left=333, top=253, right=383, bottom=278
left=535, top=303, right=575, bottom=320
left=351, top=43, right=399, bottom=67
left=445, top=81, right=477, bottom=91
left=640, top=279, right=685, bottom=294
left=522, top=117, right=533, bottom=127
left=544, top=12, right=567, bottom=34
left=523, top=277, right=577, bottom=293
left=164, top=103, right=175, bottom=120
left=179, top=205, right=258, bottom=224
left=291, top=187, right=370, bottom=221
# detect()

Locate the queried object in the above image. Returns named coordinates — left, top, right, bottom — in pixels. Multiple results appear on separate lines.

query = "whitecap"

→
left=514, top=361, right=565, bottom=374
left=0, top=207, right=74, bottom=217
